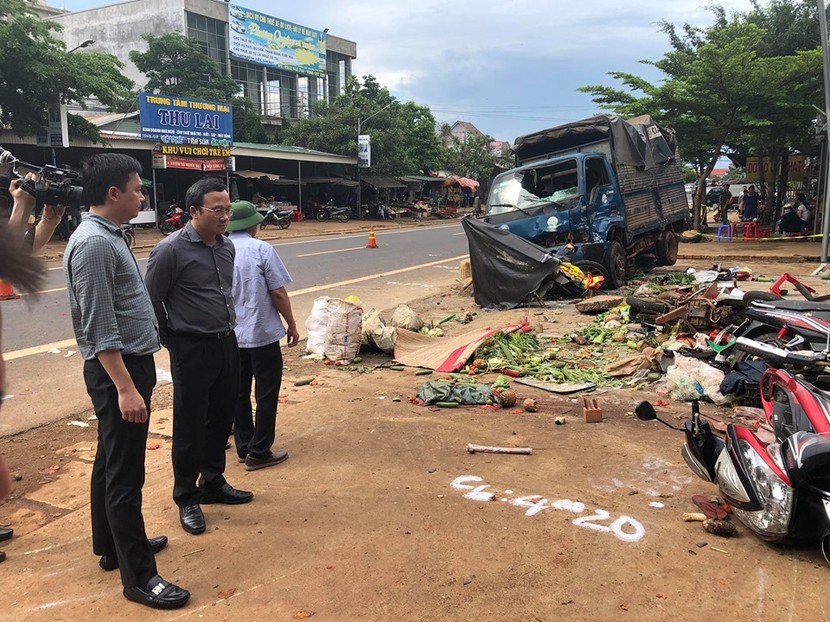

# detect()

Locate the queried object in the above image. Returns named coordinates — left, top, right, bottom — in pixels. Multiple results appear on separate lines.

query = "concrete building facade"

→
left=45, top=0, right=356, bottom=123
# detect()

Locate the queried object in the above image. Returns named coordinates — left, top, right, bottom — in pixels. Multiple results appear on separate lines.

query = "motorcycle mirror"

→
left=635, top=400, right=684, bottom=431
left=635, top=401, right=657, bottom=421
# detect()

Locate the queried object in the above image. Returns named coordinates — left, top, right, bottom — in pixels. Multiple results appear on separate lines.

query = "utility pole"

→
left=816, top=0, right=830, bottom=273
left=356, top=102, right=392, bottom=218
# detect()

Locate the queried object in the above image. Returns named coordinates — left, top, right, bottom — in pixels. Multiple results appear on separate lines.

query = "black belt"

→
left=172, top=330, right=232, bottom=340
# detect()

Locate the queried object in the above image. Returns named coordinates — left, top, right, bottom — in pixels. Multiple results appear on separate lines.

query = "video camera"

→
left=0, top=147, right=84, bottom=210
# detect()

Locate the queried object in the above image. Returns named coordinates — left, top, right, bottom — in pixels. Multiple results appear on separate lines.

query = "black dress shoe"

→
left=0, top=527, right=12, bottom=542
left=123, top=574, right=190, bottom=610
left=99, top=535, right=169, bottom=571
left=201, top=482, right=253, bottom=505
left=179, top=505, right=206, bottom=535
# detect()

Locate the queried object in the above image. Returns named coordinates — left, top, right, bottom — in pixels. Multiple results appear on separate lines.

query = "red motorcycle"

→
left=638, top=368, right=830, bottom=564
left=158, top=205, right=187, bottom=235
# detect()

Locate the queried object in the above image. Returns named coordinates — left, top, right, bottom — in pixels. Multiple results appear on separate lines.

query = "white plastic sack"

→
left=362, top=308, right=383, bottom=346
left=305, top=296, right=330, bottom=355
left=665, top=355, right=728, bottom=404
left=324, top=298, right=363, bottom=363
left=390, top=304, right=424, bottom=332
left=361, top=308, right=396, bottom=353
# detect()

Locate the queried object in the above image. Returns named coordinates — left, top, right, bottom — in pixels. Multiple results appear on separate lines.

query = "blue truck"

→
left=483, top=115, right=690, bottom=289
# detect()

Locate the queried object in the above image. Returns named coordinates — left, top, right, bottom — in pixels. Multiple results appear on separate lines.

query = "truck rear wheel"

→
left=656, top=231, right=679, bottom=266
left=604, top=241, right=626, bottom=290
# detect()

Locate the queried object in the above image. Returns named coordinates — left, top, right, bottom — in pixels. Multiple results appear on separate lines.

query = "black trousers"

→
left=235, top=340, right=283, bottom=460
left=84, top=354, right=157, bottom=589
left=167, top=331, right=240, bottom=507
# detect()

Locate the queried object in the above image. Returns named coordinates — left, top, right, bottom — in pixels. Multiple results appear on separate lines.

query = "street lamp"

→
left=68, top=38, right=95, bottom=53
left=356, top=102, right=392, bottom=218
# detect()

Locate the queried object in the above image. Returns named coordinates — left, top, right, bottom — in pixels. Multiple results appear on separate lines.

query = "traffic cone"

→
left=0, top=280, right=20, bottom=301
left=366, top=227, right=378, bottom=249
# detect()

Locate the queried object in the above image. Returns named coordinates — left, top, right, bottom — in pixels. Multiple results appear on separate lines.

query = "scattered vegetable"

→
left=294, top=378, right=315, bottom=386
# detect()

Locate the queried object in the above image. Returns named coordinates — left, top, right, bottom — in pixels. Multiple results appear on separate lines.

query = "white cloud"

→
left=59, top=0, right=758, bottom=139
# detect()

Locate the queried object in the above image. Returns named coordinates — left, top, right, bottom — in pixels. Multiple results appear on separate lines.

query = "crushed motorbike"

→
left=259, top=204, right=293, bottom=230
left=637, top=369, right=830, bottom=564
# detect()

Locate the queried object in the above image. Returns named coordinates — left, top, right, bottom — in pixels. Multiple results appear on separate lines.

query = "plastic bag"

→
left=361, top=308, right=396, bottom=353
left=390, top=304, right=424, bottom=331
left=324, top=298, right=363, bottom=363
left=665, top=355, right=728, bottom=404
left=304, top=296, right=330, bottom=355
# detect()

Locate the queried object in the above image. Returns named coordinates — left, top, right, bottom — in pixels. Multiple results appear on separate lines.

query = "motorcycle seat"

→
left=752, top=299, right=830, bottom=313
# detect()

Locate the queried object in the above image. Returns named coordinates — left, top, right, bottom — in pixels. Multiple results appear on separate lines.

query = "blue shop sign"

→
left=139, top=93, right=234, bottom=150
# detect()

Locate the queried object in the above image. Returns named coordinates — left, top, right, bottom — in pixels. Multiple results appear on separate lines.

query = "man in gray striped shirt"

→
left=64, top=154, right=189, bottom=610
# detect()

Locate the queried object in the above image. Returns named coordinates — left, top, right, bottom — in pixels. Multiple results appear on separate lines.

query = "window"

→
left=186, top=11, right=228, bottom=74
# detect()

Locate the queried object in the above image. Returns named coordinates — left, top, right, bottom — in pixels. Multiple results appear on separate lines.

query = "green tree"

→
left=129, top=33, right=267, bottom=143
left=283, top=75, right=425, bottom=175
left=579, top=10, right=820, bottom=229
left=443, top=133, right=512, bottom=196
left=0, top=0, right=132, bottom=141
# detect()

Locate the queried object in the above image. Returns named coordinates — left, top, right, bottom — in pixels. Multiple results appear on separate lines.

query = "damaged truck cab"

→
left=484, top=115, right=690, bottom=289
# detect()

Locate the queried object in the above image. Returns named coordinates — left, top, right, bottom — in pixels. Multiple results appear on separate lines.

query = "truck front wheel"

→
left=656, top=231, right=679, bottom=266
left=604, top=241, right=626, bottom=289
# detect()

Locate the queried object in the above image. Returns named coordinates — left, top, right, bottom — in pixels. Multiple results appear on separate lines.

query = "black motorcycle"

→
left=259, top=204, right=293, bottom=230
left=316, top=200, right=351, bottom=222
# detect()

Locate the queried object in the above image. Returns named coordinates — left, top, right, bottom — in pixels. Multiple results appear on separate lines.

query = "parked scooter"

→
left=259, top=204, right=293, bottom=230
left=636, top=370, right=830, bottom=564
left=158, top=204, right=187, bottom=235
left=316, top=199, right=351, bottom=222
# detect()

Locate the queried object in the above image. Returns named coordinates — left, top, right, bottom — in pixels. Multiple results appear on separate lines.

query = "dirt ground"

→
left=3, top=250, right=830, bottom=620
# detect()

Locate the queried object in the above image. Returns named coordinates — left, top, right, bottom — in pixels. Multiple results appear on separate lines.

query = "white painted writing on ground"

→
left=450, top=476, right=645, bottom=543
left=155, top=368, right=173, bottom=384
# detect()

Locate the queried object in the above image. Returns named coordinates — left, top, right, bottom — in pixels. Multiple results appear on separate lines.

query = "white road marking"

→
left=5, top=339, right=78, bottom=362
left=156, top=368, right=173, bottom=384
left=297, top=245, right=367, bottom=258
left=4, top=254, right=469, bottom=361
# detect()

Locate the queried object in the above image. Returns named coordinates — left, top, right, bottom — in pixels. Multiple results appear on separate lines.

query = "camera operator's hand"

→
left=8, top=172, right=37, bottom=230
left=32, top=203, right=66, bottom=255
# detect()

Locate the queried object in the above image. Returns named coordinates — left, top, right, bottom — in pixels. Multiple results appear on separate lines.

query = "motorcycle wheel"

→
left=822, top=534, right=830, bottom=567
left=259, top=222, right=268, bottom=230
left=316, top=211, right=328, bottom=221
left=278, top=219, right=290, bottom=229
left=159, top=221, right=176, bottom=236
left=337, top=212, right=351, bottom=223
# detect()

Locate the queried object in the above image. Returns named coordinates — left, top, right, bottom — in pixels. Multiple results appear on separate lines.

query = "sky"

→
left=50, top=0, right=758, bottom=143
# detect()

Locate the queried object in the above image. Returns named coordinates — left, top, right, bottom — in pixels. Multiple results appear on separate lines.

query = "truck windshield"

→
left=486, top=160, right=580, bottom=216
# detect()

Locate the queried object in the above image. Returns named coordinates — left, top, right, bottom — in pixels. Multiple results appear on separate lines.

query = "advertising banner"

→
left=358, top=134, right=371, bottom=168
left=36, top=103, right=69, bottom=148
left=139, top=93, right=233, bottom=154
left=746, top=155, right=805, bottom=183
left=227, top=4, right=326, bottom=78
left=164, top=156, right=229, bottom=171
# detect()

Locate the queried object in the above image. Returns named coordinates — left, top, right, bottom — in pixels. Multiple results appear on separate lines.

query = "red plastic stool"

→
left=758, top=226, right=771, bottom=239
left=292, top=211, right=304, bottom=222
left=742, top=222, right=759, bottom=239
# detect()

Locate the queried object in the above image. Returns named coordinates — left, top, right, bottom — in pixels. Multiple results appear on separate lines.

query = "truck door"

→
left=584, top=156, right=618, bottom=238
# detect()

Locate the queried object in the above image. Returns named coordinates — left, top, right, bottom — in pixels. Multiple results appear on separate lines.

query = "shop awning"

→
left=361, top=175, right=406, bottom=189
left=234, top=170, right=283, bottom=180
left=302, top=176, right=358, bottom=186
left=443, top=176, right=480, bottom=190
left=399, top=175, right=448, bottom=183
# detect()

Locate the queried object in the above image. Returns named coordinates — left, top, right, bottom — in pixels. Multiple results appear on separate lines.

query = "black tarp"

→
left=511, top=115, right=677, bottom=170
left=461, top=216, right=562, bottom=310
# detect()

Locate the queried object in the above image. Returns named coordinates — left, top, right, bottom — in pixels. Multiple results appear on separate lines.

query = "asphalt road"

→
left=3, top=222, right=468, bottom=353
left=1, top=222, right=469, bottom=435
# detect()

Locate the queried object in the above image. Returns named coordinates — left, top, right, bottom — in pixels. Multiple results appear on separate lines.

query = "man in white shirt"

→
left=226, top=201, right=299, bottom=470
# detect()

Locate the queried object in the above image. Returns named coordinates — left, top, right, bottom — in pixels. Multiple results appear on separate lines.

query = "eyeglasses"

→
left=201, top=206, right=233, bottom=216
